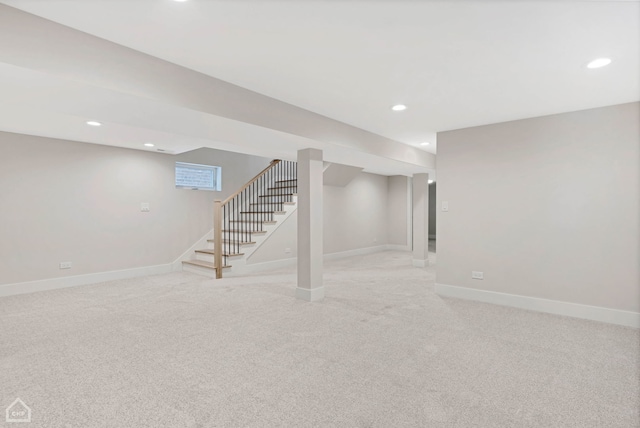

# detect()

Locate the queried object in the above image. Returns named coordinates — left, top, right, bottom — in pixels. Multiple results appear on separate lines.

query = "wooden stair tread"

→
left=229, top=220, right=277, bottom=224
left=268, top=185, right=297, bottom=189
left=240, top=211, right=286, bottom=214
left=222, top=229, right=267, bottom=233
left=259, top=194, right=294, bottom=197
left=250, top=201, right=295, bottom=205
left=195, top=249, right=244, bottom=257
left=275, top=179, right=297, bottom=183
left=182, top=260, right=231, bottom=269
left=207, top=239, right=256, bottom=245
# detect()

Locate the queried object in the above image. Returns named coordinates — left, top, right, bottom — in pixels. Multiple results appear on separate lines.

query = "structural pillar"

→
left=296, top=148, right=325, bottom=301
left=412, top=173, right=430, bottom=267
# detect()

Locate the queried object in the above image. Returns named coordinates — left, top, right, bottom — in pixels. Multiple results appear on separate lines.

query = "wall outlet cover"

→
left=472, top=271, right=484, bottom=280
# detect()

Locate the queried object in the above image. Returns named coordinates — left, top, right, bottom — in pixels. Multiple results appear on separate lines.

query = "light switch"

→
left=441, top=201, right=449, bottom=212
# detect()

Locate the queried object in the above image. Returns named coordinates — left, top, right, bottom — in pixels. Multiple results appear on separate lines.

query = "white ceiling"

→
left=4, top=0, right=639, bottom=151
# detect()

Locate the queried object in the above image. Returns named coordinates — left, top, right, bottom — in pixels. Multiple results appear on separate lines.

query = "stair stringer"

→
left=171, top=228, right=213, bottom=271
left=222, top=195, right=297, bottom=277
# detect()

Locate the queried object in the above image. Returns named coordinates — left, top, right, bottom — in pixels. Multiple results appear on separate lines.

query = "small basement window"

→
left=175, top=162, right=222, bottom=191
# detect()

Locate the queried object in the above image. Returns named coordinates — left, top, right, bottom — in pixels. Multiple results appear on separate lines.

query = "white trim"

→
left=324, top=245, right=389, bottom=261
left=0, top=245, right=411, bottom=297
left=386, top=244, right=411, bottom=252
left=227, top=245, right=407, bottom=276
left=435, top=283, right=640, bottom=328
left=412, top=259, right=428, bottom=268
left=0, top=264, right=173, bottom=298
left=224, top=257, right=297, bottom=276
left=244, top=196, right=298, bottom=264
left=171, top=229, right=213, bottom=271
left=296, top=286, right=325, bottom=302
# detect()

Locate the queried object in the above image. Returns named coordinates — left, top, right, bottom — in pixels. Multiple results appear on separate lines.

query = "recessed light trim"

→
left=86, top=121, right=102, bottom=127
left=144, top=143, right=155, bottom=147
left=173, top=0, right=189, bottom=2
left=587, top=58, right=612, bottom=69
left=391, top=104, right=407, bottom=111
left=428, top=180, right=434, bottom=184
left=420, top=142, right=430, bottom=146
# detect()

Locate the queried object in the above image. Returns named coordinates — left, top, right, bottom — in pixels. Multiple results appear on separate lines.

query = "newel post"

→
left=213, top=199, right=223, bottom=279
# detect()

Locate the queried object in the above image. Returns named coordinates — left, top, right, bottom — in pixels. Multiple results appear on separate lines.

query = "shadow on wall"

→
left=429, top=182, right=436, bottom=239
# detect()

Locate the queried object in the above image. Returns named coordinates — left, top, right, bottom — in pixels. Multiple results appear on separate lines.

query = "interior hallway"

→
left=1, top=249, right=637, bottom=427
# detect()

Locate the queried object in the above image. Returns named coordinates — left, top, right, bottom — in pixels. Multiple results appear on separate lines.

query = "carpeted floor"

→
left=1, top=250, right=638, bottom=427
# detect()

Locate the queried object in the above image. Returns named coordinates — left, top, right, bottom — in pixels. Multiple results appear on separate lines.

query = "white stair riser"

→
left=195, top=252, right=215, bottom=262
left=182, top=263, right=217, bottom=278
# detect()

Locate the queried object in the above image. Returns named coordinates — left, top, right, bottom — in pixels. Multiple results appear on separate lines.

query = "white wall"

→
left=0, top=132, right=270, bottom=285
left=387, top=175, right=410, bottom=247
left=436, top=102, right=639, bottom=314
left=249, top=172, right=404, bottom=264
left=324, top=172, right=389, bottom=254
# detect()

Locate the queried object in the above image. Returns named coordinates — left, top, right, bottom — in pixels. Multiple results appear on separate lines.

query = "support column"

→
left=296, top=148, right=324, bottom=301
left=412, top=173, right=430, bottom=267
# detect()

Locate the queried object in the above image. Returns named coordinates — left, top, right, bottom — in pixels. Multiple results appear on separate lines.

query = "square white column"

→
left=412, top=173, right=430, bottom=267
left=296, top=148, right=324, bottom=301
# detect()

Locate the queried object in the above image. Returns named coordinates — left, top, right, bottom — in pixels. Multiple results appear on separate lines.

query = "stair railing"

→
left=213, top=159, right=297, bottom=278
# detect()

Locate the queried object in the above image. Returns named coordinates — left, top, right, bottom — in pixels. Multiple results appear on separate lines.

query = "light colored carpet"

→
left=0, top=250, right=638, bottom=428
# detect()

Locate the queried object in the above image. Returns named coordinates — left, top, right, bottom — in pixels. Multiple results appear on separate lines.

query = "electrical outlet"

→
left=59, top=262, right=72, bottom=269
left=472, top=271, right=484, bottom=280
left=141, top=203, right=150, bottom=212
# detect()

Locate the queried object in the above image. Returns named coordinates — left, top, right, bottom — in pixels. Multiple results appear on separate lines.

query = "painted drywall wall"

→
left=429, top=182, right=436, bottom=238
left=436, top=102, right=640, bottom=313
left=387, top=176, right=410, bottom=247
left=0, top=132, right=270, bottom=285
left=249, top=172, right=395, bottom=264
left=324, top=172, right=389, bottom=254
left=248, top=211, right=298, bottom=264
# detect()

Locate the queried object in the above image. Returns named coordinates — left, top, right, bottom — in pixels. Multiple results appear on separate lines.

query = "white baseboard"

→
left=0, top=245, right=411, bottom=297
left=435, top=283, right=640, bottom=328
left=224, top=257, right=297, bottom=276
left=412, top=259, right=428, bottom=268
left=228, top=245, right=409, bottom=276
left=324, top=245, right=389, bottom=261
left=386, top=244, right=411, bottom=252
left=296, top=286, right=325, bottom=302
left=0, top=264, right=174, bottom=298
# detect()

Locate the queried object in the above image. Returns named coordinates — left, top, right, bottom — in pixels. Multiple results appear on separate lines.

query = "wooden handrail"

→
left=221, top=159, right=281, bottom=205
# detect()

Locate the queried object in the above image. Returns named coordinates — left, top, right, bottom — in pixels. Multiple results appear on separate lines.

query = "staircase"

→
left=182, top=160, right=297, bottom=278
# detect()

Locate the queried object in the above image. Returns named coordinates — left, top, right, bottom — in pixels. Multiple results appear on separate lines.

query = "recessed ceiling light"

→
left=391, top=104, right=407, bottom=111
left=428, top=180, right=434, bottom=184
left=144, top=143, right=155, bottom=147
left=420, top=142, right=430, bottom=146
left=173, top=0, right=189, bottom=2
left=86, top=121, right=101, bottom=127
left=587, top=58, right=612, bottom=69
